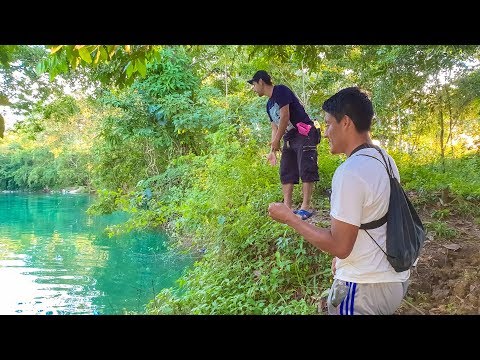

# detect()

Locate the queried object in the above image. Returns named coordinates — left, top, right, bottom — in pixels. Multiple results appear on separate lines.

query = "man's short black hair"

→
left=322, top=87, right=374, bottom=132
left=247, top=70, right=272, bottom=85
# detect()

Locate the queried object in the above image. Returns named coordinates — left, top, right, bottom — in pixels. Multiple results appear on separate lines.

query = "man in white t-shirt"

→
left=268, top=87, right=409, bottom=315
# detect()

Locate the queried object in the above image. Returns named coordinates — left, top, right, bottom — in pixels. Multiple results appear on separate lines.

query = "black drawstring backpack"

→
left=353, top=144, right=426, bottom=272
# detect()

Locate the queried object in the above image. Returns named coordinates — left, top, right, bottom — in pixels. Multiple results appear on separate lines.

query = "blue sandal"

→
left=296, top=209, right=314, bottom=220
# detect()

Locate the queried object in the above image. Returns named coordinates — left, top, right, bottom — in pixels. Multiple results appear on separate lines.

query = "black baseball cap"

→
left=247, top=70, right=271, bottom=84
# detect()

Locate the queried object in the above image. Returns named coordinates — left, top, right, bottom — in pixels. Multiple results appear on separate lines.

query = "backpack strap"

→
left=350, top=143, right=395, bottom=179
left=359, top=213, right=387, bottom=230
left=355, top=152, right=389, bottom=230
left=352, top=145, right=396, bottom=259
left=363, top=227, right=390, bottom=258
left=370, top=145, right=395, bottom=179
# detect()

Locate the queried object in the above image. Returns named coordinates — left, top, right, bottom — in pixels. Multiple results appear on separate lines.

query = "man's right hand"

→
left=268, top=202, right=296, bottom=224
left=271, top=138, right=281, bottom=152
left=267, top=151, right=277, bottom=166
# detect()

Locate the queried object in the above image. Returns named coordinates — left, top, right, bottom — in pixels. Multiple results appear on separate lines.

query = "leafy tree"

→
left=0, top=45, right=94, bottom=123
left=40, top=45, right=161, bottom=88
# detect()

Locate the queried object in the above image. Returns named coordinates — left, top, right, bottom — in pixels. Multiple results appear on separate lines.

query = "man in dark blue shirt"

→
left=248, top=70, right=320, bottom=220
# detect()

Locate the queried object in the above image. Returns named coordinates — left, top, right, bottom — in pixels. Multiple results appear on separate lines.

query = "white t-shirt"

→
left=330, top=147, right=410, bottom=283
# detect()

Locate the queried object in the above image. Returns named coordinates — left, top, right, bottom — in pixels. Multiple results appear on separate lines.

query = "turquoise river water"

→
left=0, top=193, right=193, bottom=315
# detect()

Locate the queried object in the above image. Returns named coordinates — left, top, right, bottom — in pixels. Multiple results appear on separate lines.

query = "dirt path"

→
left=395, top=204, right=480, bottom=315
left=308, top=196, right=480, bottom=315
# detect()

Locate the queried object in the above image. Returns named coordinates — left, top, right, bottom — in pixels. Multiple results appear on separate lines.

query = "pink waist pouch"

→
left=296, top=122, right=312, bottom=136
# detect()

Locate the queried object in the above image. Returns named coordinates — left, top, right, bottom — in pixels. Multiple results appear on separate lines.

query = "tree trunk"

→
left=397, top=105, right=402, bottom=150
left=224, top=62, right=228, bottom=100
left=0, top=114, right=4, bottom=138
left=445, top=87, right=455, bottom=157
left=224, top=61, right=228, bottom=120
left=301, top=60, right=307, bottom=109
left=439, top=96, right=446, bottom=174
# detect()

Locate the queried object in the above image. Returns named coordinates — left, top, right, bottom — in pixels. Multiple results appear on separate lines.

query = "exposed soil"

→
left=309, top=192, right=480, bottom=315
left=395, top=194, right=480, bottom=315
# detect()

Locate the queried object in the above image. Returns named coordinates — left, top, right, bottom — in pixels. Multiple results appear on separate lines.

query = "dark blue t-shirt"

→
left=266, top=84, right=312, bottom=140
